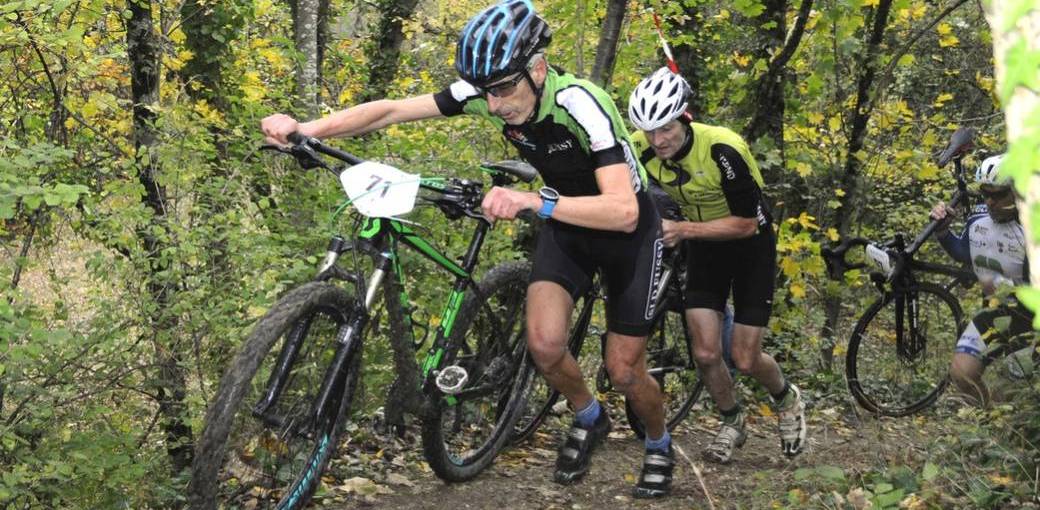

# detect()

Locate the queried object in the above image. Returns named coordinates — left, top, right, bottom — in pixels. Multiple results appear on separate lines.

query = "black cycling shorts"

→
left=530, top=191, right=664, bottom=336
left=684, top=229, right=776, bottom=327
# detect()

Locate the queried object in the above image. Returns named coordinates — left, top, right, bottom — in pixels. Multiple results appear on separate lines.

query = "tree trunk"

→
left=360, top=0, right=422, bottom=102
left=741, top=0, right=786, bottom=148
left=127, top=0, right=192, bottom=472
left=984, top=2, right=1040, bottom=291
left=293, top=0, right=320, bottom=116
left=821, top=0, right=894, bottom=369
left=589, top=0, right=627, bottom=87
left=670, top=8, right=706, bottom=117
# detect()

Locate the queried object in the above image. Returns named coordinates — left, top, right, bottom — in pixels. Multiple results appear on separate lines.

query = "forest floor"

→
left=300, top=391, right=955, bottom=510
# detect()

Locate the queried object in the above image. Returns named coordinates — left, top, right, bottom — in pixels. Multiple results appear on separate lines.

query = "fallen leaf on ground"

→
left=336, top=476, right=393, bottom=496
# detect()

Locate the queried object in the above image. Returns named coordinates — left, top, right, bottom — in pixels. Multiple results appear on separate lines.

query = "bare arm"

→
left=550, top=163, right=639, bottom=232
left=262, top=94, right=443, bottom=144
left=665, top=216, right=758, bottom=244
left=480, top=163, right=639, bottom=233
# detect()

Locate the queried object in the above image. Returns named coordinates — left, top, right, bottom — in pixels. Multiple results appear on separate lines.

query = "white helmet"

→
left=975, top=154, right=1008, bottom=186
left=628, top=67, right=690, bottom=131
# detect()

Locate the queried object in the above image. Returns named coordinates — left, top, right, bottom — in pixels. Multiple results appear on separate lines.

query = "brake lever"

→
left=290, top=143, right=327, bottom=170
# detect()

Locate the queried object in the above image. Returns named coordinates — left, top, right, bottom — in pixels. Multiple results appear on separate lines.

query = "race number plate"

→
left=340, top=161, right=421, bottom=218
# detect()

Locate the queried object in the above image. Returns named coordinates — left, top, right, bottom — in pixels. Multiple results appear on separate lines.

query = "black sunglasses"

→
left=476, top=73, right=526, bottom=98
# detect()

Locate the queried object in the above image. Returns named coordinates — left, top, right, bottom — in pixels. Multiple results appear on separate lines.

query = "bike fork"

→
left=309, top=259, right=391, bottom=422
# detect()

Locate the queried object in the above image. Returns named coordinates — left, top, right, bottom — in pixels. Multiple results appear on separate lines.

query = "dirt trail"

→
left=315, top=401, right=940, bottom=510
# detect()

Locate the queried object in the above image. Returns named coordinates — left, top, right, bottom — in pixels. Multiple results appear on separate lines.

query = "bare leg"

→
left=688, top=309, right=736, bottom=409
left=729, top=324, right=785, bottom=395
left=604, top=332, right=665, bottom=439
left=525, top=281, right=594, bottom=410
left=950, top=352, right=989, bottom=407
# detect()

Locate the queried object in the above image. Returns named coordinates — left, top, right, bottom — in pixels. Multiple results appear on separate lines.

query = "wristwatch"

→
left=537, top=187, right=560, bottom=219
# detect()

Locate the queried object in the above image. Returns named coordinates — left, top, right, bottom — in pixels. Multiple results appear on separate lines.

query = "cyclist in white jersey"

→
left=930, top=153, right=1032, bottom=405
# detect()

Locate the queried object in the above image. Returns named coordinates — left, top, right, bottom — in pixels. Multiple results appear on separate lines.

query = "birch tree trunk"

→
left=294, top=0, right=320, bottom=116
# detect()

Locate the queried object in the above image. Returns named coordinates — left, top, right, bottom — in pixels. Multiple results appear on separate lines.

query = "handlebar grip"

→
left=287, top=132, right=307, bottom=145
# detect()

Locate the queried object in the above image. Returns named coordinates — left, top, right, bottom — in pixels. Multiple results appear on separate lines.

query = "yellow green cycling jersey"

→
left=631, top=122, right=770, bottom=227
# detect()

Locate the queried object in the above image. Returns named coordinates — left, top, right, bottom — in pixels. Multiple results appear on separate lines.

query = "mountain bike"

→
left=822, top=127, right=978, bottom=416
left=510, top=240, right=735, bottom=442
left=188, top=134, right=539, bottom=509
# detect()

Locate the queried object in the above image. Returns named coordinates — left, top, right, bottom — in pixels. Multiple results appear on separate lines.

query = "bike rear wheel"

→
left=189, top=282, right=362, bottom=510
left=422, top=261, right=531, bottom=482
left=626, top=303, right=704, bottom=439
left=846, top=281, right=962, bottom=416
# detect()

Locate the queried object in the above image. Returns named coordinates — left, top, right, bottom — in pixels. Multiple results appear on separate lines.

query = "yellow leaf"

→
left=828, top=116, right=842, bottom=132
left=759, top=403, right=775, bottom=417
left=789, top=283, right=806, bottom=299
left=989, top=474, right=1014, bottom=486
left=918, top=163, right=939, bottom=180
left=797, top=212, right=819, bottom=230
left=932, top=92, right=954, bottom=107
left=826, top=228, right=840, bottom=241
left=716, top=9, right=731, bottom=20
left=795, top=162, right=813, bottom=177
left=733, top=52, right=750, bottom=67
left=834, top=188, right=846, bottom=197
left=781, top=257, right=800, bottom=277
left=624, top=473, right=636, bottom=483
left=169, top=28, right=186, bottom=44
left=940, top=34, right=960, bottom=47
left=807, top=112, right=824, bottom=125
left=863, top=0, right=879, bottom=6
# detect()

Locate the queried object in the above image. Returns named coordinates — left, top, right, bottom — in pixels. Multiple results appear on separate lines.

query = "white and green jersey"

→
left=434, top=67, right=647, bottom=197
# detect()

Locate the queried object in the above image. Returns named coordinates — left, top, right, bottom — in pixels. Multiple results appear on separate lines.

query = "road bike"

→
left=189, top=134, right=539, bottom=509
left=822, top=128, right=978, bottom=416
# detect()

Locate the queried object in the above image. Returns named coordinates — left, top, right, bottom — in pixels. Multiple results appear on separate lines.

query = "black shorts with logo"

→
left=684, top=229, right=776, bottom=327
left=530, top=191, right=664, bottom=336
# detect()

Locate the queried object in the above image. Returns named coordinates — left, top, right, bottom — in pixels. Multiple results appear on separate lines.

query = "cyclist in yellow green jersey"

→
left=627, top=67, right=807, bottom=463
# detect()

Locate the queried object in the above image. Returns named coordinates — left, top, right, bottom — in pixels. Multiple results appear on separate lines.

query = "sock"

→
left=771, top=380, right=791, bottom=404
left=720, top=403, right=742, bottom=426
left=575, top=399, right=601, bottom=428
left=645, top=430, right=671, bottom=452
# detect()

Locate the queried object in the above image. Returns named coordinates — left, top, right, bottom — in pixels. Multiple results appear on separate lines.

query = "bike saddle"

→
left=485, top=160, right=538, bottom=183
left=937, top=127, right=975, bottom=167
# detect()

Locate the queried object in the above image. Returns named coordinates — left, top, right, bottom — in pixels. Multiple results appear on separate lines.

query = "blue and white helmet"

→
left=455, top=0, right=551, bottom=87
left=976, top=153, right=1008, bottom=186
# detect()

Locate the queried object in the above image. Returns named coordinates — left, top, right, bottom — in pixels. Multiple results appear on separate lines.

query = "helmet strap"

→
left=521, top=69, right=543, bottom=124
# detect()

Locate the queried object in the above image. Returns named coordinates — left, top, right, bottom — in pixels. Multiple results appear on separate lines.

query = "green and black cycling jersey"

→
left=631, top=122, right=771, bottom=230
left=434, top=67, right=648, bottom=197
left=433, top=66, right=663, bottom=335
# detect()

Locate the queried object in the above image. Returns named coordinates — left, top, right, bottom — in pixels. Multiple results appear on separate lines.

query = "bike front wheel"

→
left=189, top=281, right=362, bottom=510
left=846, top=281, right=962, bottom=416
left=422, top=261, right=531, bottom=482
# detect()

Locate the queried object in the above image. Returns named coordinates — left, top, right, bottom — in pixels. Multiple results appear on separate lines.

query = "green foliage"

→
left=0, top=0, right=1027, bottom=506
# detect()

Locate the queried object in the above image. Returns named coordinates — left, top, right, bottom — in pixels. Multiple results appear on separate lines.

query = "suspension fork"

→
left=254, top=236, right=353, bottom=417
left=309, top=251, right=393, bottom=423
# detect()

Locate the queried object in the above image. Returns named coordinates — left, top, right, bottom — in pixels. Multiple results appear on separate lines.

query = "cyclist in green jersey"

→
left=262, top=0, right=675, bottom=498
left=627, top=67, right=807, bottom=463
